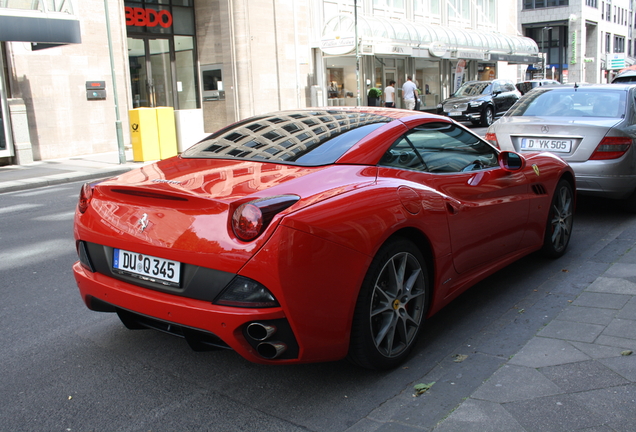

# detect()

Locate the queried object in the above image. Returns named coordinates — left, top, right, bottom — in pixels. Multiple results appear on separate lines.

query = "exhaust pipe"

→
left=246, top=322, right=277, bottom=341
left=257, top=342, right=287, bottom=359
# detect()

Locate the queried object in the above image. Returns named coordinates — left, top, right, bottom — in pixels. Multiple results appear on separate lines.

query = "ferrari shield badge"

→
left=532, top=164, right=540, bottom=176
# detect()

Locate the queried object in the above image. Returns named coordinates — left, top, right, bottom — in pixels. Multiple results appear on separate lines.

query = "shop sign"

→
left=321, top=32, right=356, bottom=56
left=374, top=44, right=413, bottom=56
left=125, top=7, right=173, bottom=28
left=451, top=50, right=487, bottom=60
left=606, top=53, right=626, bottom=70
left=429, top=41, right=447, bottom=57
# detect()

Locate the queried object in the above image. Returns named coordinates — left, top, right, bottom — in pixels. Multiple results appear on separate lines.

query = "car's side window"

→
left=380, top=122, right=499, bottom=173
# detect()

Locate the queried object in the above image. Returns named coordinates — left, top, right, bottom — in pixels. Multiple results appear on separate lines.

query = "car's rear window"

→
left=507, top=88, right=627, bottom=118
left=182, top=110, right=392, bottom=166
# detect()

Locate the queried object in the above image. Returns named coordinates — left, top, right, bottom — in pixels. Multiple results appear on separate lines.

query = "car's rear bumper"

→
left=73, top=262, right=299, bottom=364
left=569, top=160, right=636, bottom=199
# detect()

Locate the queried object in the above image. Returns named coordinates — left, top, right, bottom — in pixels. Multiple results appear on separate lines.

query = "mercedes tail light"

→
left=589, top=136, right=632, bottom=160
left=485, top=132, right=499, bottom=148
left=78, top=182, right=94, bottom=214
left=232, top=195, right=300, bottom=242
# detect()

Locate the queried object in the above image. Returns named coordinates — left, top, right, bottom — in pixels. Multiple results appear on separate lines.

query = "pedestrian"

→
left=383, top=80, right=396, bottom=108
left=402, top=76, right=418, bottom=110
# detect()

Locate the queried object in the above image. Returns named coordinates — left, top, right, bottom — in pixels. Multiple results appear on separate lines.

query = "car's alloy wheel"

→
left=481, top=107, right=494, bottom=126
left=348, top=238, right=428, bottom=370
left=542, top=179, right=574, bottom=258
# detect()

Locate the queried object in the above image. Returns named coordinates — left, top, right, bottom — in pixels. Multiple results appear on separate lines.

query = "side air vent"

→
left=531, top=184, right=548, bottom=195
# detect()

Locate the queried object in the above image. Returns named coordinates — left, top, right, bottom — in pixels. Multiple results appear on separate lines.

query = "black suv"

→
left=437, top=79, right=521, bottom=126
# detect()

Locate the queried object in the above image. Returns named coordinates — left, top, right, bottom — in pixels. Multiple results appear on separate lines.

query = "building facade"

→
left=1, top=0, right=538, bottom=165
left=520, top=0, right=634, bottom=84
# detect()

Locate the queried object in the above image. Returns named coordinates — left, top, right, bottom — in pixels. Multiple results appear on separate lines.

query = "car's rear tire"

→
left=480, top=107, right=494, bottom=126
left=542, top=179, right=574, bottom=258
left=348, top=238, right=428, bottom=370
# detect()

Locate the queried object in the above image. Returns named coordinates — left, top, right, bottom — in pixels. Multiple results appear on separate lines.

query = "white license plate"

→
left=448, top=111, right=463, bottom=117
left=113, top=249, right=181, bottom=286
left=520, top=137, right=572, bottom=153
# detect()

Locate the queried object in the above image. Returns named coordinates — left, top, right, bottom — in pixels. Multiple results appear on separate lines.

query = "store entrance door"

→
left=384, top=68, right=398, bottom=108
left=128, top=36, right=174, bottom=108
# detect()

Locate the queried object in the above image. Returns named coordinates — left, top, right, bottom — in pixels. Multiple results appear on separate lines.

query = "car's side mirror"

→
left=499, top=151, right=525, bottom=172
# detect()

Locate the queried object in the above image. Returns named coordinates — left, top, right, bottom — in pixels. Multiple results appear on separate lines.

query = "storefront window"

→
left=415, top=60, right=441, bottom=109
left=126, top=0, right=199, bottom=110
left=175, top=36, right=198, bottom=109
left=326, top=56, right=357, bottom=106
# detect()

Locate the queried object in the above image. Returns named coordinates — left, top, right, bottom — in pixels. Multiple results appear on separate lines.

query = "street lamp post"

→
left=542, top=26, right=552, bottom=80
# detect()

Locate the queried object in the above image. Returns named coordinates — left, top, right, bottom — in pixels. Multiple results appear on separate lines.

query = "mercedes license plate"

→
left=520, top=137, right=572, bottom=153
left=113, top=249, right=181, bottom=286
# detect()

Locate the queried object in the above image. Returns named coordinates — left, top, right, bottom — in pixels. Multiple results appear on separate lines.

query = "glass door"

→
left=0, top=48, right=12, bottom=158
left=384, top=68, right=397, bottom=108
left=128, top=36, right=174, bottom=108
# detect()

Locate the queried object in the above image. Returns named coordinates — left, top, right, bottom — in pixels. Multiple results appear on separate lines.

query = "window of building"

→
left=607, top=3, right=611, bottom=21
left=523, top=0, right=567, bottom=8
left=606, top=33, right=612, bottom=53
left=585, top=0, right=597, bottom=7
left=614, top=35, right=625, bottom=53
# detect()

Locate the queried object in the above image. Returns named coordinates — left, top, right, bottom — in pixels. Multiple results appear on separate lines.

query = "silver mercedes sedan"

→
left=485, top=83, right=636, bottom=209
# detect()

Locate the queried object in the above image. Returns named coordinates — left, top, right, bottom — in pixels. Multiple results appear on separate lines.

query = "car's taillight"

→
left=78, top=183, right=93, bottom=213
left=232, top=195, right=300, bottom=241
left=485, top=132, right=499, bottom=148
left=589, top=136, right=632, bottom=160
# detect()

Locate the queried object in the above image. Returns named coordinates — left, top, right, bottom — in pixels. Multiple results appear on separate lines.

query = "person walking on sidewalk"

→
left=402, top=76, right=418, bottom=110
left=383, top=80, right=396, bottom=108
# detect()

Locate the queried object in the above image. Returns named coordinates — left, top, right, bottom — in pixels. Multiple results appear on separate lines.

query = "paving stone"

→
left=570, top=341, right=629, bottom=359
left=508, top=337, right=590, bottom=368
left=539, top=360, right=629, bottom=392
left=586, top=277, right=636, bottom=295
left=503, top=394, right=608, bottom=432
left=616, top=297, right=636, bottom=320
left=591, top=239, right=636, bottom=264
left=471, top=364, right=562, bottom=403
left=603, top=263, right=636, bottom=278
left=556, top=305, right=617, bottom=326
left=594, top=335, right=636, bottom=351
left=573, top=292, right=631, bottom=309
left=537, top=320, right=605, bottom=343
left=433, top=399, right=525, bottom=432
left=571, top=384, right=636, bottom=432
left=602, top=319, right=636, bottom=341
left=599, top=355, right=636, bottom=382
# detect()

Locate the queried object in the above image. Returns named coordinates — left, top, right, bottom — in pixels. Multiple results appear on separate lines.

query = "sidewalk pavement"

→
left=0, top=150, right=146, bottom=194
left=1, top=152, right=635, bottom=431
left=432, top=254, right=636, bottom=432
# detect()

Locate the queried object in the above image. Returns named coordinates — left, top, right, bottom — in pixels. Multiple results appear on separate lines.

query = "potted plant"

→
left=367, top=88, right=382, bottom=106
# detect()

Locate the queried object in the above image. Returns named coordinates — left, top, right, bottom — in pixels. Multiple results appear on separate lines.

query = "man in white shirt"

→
left=402, top=76, right=418, bottom=110
left=383, top=80, right=396, bottom=108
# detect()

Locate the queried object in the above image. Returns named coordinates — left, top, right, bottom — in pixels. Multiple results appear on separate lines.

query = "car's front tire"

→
left=480, top=106, right=494, bottom=126
left=542, top=179, right=574, bottom=258
left=348, top=238, right=428, bottom=370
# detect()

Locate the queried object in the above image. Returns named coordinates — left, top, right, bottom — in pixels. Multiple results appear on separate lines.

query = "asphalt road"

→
left=1, top=178, right=634, bottom=431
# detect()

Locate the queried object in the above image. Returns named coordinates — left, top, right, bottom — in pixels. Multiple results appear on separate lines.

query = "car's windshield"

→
left=506, top=88, right=627, bottom=118
left=182, top=110, right=392, bottom=166
left=453, top=82, right=491, bottom=97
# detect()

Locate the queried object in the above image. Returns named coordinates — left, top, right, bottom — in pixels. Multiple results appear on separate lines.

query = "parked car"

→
left=485, top=83, right=636, bottom=209
left=612, top=70, right=636, bottom=83
left=516, top=79, right=561, bottom=95
left=73, top=108, right=574, bottom=370
left=437, top=79, right=521, bottom=126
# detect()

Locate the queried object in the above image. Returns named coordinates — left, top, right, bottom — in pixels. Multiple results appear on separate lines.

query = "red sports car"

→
left=73, top=108, right=574, bottom=369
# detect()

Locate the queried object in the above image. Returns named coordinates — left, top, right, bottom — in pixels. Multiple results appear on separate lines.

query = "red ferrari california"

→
left=73, top=108, right=574, bottom=369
